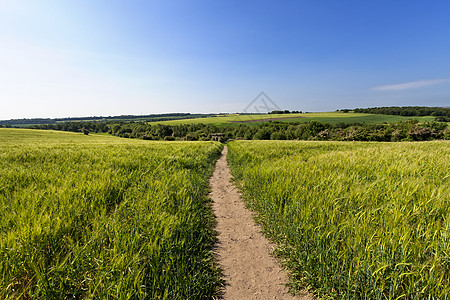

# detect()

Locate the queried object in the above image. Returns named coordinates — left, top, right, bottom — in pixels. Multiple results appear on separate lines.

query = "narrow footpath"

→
left=210, top=146, right=312, bottom=300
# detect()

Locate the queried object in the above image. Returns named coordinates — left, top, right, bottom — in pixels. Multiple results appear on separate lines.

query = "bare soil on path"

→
left=210, top=146, right=313, bottom=300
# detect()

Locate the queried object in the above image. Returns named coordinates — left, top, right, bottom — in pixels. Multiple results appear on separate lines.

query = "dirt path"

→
left=210, top=146, right=313, bottom=300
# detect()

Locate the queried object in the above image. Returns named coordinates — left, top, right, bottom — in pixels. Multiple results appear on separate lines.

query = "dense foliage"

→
left=34, top=119, right=449, bottom=142
left=354, top=106, right=450, bottom=117
left=0, top=129, right=223, bottom=299
left=228, top=140, right=450, bottom=299
left=23, top=108, right=449, bottom=142
left=32, top=121, right=111, bottom=133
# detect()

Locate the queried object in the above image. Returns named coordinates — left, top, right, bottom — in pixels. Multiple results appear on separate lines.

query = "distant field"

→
left=0, top=114, right=214, bottom=127
left=228, top=140, right=450, bottom=299
left=1, top=112, right=438, bottom=128
left=0, top=128, right=118, bottom=143
left=153, top=112, right=436, bottom=126
left=0, top=128, right=222, bottom=299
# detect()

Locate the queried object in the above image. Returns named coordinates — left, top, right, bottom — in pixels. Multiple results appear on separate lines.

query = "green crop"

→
left=153, top=112, right=435, bottom=126
left=228, top=140, right=450, bottom=299
left=0, top=128, right=223, bottom=299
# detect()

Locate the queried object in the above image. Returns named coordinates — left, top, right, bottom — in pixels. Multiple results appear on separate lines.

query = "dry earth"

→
left=210, top=146, right=313, bottom=300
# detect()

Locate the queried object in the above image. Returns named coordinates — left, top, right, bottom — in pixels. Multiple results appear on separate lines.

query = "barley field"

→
left=228, top=140, right=450, bottom=299
left=0, top=128, right=223, bottom=299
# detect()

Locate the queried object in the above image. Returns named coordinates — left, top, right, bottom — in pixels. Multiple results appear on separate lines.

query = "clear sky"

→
left=1, top=0, right=450, bottom=119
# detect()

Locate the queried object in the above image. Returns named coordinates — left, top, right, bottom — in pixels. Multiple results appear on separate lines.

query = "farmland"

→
left=1, top=111, right=438, bottom=129
left=0, top=129, right=223, bottom=299
left=0, top=113, right=214, bottom=127
left=227, top=140, right=450, bottom=299
left=2, top=127, right=450, bottom=299
left=152, top=112, right=436, bottom=126
left=23, top=110, right=449, bottom=143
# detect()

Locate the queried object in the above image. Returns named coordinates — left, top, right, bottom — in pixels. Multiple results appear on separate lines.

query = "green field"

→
left=3, top=128, right=449, bottom=299
left=227, top=140, right=450, bottom=299
left=0, top=129, right=223, bottom=299
left=0, top=114, right=214, bottom=127
left=153, top=112, right=436, bottom=126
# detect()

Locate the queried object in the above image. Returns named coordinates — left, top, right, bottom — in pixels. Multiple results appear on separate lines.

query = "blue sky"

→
left=1, top=0, right=450, bottom=119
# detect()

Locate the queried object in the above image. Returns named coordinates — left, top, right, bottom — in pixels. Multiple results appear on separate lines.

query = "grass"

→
left=0, top=128, right=223, bottom=299
left=227, top=140, right=450, bottom=299
left=153, top=112, right=436, bottom=126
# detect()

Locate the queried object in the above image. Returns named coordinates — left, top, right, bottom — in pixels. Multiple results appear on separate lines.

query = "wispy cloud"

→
left=372, top=78, right=450, bottom=91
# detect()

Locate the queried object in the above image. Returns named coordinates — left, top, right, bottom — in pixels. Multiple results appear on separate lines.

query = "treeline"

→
left=113, top=120, right=449, bottom=142
left=0, top=113, right=209, bottom=127
left=269, top=110, right=302, bottom=114
left=32, top=122, right=110, bottom=133
left=354, top=106, right=450, bottom=118
left=32, top=119, right=449, bottom=142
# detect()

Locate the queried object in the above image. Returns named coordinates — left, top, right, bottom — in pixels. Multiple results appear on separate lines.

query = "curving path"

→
left=210, top=146, right=313, bottom=299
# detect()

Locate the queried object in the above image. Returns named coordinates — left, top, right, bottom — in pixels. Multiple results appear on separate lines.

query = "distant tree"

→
left=269, top=110, right=291, bottom=114
left=317, top=129, right=330, bottom=140
left=253, top=128, right=272, bottom=140
left=111, top=124, right=122, bottom=135
left=156, top=125, right=173, bottom=138
left=355, top=106, right=450, bottom=117
left=408, top=127, right=432, bottom=141
left=185, top=133, right=198, bottom=141
left=444, top=128, right=450, bottom=140
left=270, top=131, right=286, bottom=140
left=435, top=116, right=450, bottom=122
left=81, top=127, right=89, bottom=135
left=243, top=131, right=254, bottom=140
